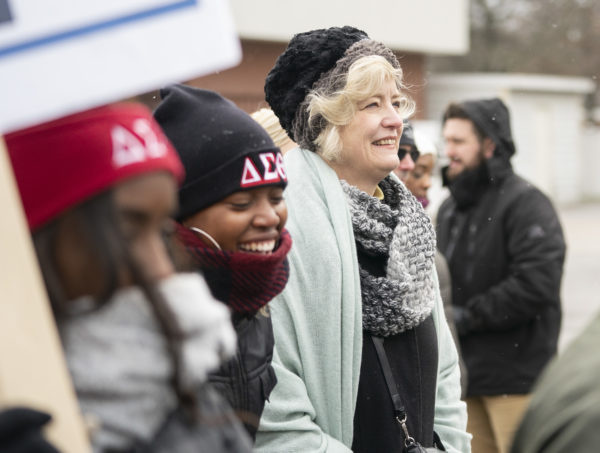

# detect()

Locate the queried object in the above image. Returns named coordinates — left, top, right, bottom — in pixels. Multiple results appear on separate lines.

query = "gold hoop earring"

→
left=189, top=227, right=222, bottom=251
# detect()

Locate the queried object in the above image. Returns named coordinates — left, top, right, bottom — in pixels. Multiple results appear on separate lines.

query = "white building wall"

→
left=227, top=0, right=468, bottom=54
left=582, top=126, right=600, bottom=200
left=426, top=74, right=596, bottom=204
left=509, top=92, right=586, bottom=203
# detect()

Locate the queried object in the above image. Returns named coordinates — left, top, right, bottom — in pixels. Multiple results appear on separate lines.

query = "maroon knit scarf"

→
left=175, top=223, right=292, bottom=316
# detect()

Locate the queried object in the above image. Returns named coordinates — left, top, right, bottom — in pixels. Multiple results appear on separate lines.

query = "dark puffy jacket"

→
left=208, top=309, right=277, bottom=440
left=437, top=157, right=566, bottom=396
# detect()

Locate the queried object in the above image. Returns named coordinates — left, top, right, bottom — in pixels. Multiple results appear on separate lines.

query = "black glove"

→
left=0, top=407, right=62, bottom=453
left=452, top=305, right=473, bottom=337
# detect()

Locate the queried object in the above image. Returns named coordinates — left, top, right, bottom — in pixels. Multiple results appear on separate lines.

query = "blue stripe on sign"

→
left=0, top=0, right=197, bottom=59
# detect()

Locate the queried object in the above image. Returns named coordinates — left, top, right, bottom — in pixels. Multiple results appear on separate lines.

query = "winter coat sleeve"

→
left=253, top=266, right=354, bottom=453
left=253, top=147, right=362, bottom=453
left=510, top=312, right=600, bottom=453
left=462, top=188, right=566, bottom=333
left=431, top=270, right=472, bottom=453
left=254, top=349, right=352, bottom=453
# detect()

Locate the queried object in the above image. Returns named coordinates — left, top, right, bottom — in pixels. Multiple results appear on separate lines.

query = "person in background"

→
left=436, top=98, right=566, bottom=453
left=255, top=26, right=470, bottom=453
left=251, top=107, right=298, bottom=154
left=510, top=310, right=600, bottom=453
left=392, top=120, right=419, bottom=182
left=154, top=85, right=291, bottom=441
left=401, top=126, right=434, bottom=207
left=5, top=104, right=252, bottom=453
left=403, top=129, right=468, bottom=398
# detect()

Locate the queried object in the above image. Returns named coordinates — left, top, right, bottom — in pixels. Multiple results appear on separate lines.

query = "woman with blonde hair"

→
left=254, top=26, right=470, bottom=453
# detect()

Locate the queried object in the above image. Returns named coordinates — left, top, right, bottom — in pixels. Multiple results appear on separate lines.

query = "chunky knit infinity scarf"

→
left=341, top=176, right=436, bottom=336
left=176, top=224, right=292, bottom=316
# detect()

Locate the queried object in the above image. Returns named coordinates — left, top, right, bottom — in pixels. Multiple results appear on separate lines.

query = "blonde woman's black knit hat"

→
left=264, top=26, right=401, bottom=152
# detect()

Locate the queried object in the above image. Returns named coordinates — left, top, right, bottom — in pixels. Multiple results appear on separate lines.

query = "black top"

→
left=352, top=244, right=439, bottom=452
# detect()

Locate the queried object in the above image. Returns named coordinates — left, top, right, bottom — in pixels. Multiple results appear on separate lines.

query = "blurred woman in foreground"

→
left=5, top=104, right=251, bottom=452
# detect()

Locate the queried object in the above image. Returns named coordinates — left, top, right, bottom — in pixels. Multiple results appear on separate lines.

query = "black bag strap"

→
left=371, top=336, right=417, bottom=448
left=371, top=336, right=447, bottom=452
left=371, top=336, right=406, bottom=419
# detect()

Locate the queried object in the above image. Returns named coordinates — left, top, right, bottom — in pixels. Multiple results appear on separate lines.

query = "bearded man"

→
left=436, top=98, right=566, bottom=453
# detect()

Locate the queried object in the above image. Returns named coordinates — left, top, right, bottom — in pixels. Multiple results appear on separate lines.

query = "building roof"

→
left=227, top=0, right=469, bottom=55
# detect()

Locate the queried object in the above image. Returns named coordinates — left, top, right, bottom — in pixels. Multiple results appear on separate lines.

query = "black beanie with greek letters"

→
left=154, top=84, right=287, bottom=221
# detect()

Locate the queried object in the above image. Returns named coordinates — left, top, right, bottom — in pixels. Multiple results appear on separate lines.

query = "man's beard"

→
left=442, top=157, right=490, bottom=210
left=446, top=146, right=486, bottom=182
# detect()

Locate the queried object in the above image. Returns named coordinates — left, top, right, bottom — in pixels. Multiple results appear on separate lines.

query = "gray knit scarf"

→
left=341, top=176, right=436, bottom=336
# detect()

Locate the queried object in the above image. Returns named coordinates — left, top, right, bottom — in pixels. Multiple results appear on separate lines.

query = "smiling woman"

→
left=154, top=84, right=292, bottom=441
left=182, top=186, right=287, bottom=254
left=254, top=26, right=471, bottom=453
left=307, top=54, right=411, bottom=164
left=329, top=77, right=404, bottom=194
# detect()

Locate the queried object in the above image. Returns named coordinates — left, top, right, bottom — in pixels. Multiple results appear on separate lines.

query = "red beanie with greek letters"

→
left=5, top=103, right=184, bottom=231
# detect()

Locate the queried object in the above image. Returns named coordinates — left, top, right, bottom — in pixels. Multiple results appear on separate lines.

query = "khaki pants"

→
left=466, top=394, right=531, bottom=453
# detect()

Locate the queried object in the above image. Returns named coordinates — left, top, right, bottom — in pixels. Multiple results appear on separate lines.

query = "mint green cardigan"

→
left=255, top=148, right=470, bottom=453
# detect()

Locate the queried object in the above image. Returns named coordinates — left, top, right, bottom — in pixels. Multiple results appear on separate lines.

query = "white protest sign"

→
left=0, top=0, right=241, bottom=133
